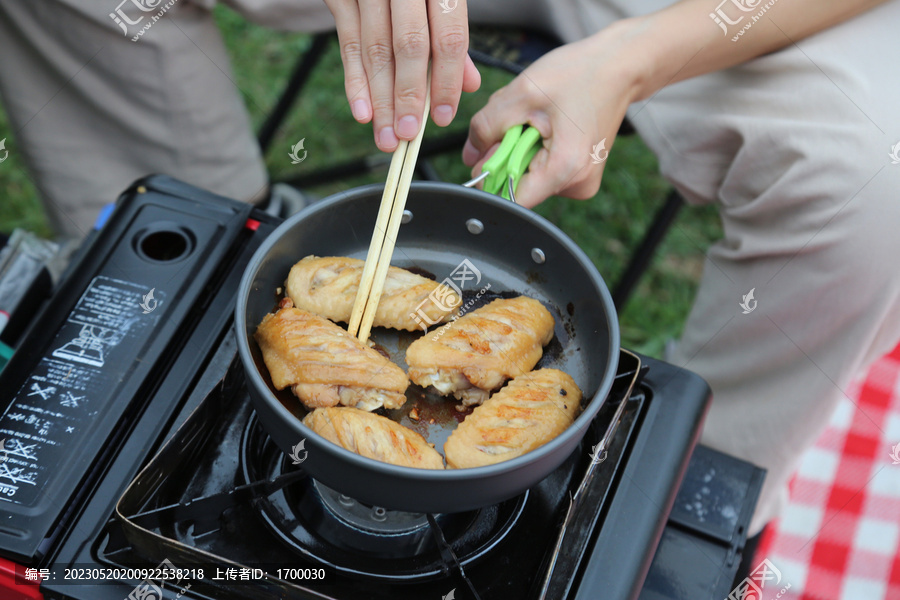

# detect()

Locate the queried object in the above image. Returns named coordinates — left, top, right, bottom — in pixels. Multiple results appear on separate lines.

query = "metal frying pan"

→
left=235, top=181, right=619, bottom=513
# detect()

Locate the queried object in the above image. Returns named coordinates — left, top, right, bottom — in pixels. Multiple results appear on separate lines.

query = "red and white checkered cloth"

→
left=752, top=344, right=900, bottom=600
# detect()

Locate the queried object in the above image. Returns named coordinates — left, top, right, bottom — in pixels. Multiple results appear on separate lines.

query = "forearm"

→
left=602, top=0, right=891, bottom=102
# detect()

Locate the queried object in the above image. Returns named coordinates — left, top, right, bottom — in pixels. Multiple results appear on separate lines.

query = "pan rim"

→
left=235, top=181, right=619, bottom=479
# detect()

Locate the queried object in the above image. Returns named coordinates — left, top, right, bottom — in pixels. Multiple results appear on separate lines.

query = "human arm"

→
left=462, top=0, right=890, bottom=207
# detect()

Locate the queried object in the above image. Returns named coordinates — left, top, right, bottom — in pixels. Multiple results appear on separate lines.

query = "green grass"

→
left=0, top=109, right=52, bottom=237
left=0, top=6, right=723, bottom=357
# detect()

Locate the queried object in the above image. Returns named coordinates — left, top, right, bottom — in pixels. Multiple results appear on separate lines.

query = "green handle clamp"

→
left=480, top=125, right=542, bottom=201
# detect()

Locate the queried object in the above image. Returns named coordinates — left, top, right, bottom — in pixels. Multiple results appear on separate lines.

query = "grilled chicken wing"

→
left=286, top=255, right=458, bottom=331
left=304, top=407, right=445, bottom=469
left=255, top=307, right=409, bottom=411
left=406, top=297, right=555, bottom=406
left=444, top=369, right=581, bottom=468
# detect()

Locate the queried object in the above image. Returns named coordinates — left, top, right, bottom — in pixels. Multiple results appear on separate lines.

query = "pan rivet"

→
left=401, top=210, right=413, bottom=224
left=531, top=248, right=546, bottom=264
left=338, top=494, right=355, bottom=507
left=466, top=219, right=484, bottom=234
left=372, top=507, right=387, bottom=522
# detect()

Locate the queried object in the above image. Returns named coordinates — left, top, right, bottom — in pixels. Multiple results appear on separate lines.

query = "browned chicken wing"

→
left=303, top=407, right=445, bottom=469
left=443, top=369, right=581, bottom=468
left=255, top=307, right=409, bottom=411
left=405, top=296, right=555, bottom=406
left=285, top=255, right=458, bottom=331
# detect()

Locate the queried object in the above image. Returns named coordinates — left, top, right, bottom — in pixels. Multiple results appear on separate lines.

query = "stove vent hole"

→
left=135, top=226, right=194, bottom=263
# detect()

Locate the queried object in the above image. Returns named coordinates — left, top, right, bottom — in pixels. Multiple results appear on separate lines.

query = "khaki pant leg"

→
left=0, top=0, right=269, bottom=238
left=624, top=1, right=900, bottom=534
left=476, top=0, right=900, bottom=534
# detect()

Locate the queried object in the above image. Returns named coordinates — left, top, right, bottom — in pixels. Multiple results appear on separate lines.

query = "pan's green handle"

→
left=481, top=126, right=523, bottom=197
left=477, top=125, right=543, bottom=201
left=503, top=126, right=542, bottom=200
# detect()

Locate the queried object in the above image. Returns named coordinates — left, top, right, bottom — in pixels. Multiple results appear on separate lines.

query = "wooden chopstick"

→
left=349, top=73, right=432, bottom=343
left=347, top=141, right=408, bottom=337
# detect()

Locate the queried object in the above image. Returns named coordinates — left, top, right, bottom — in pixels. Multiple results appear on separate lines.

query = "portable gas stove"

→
left=0, top=176, right=763, bottom=600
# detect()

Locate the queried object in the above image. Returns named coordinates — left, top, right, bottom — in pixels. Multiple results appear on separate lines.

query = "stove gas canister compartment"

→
left=0, top=176, right=254, bottom=564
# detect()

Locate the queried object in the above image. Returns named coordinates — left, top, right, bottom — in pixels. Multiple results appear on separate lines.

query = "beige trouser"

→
left=523, top=0, right=900, bottom=535
left=0, top=0, right=333, bottom=237
left=1, top=0, right=899, bottom=536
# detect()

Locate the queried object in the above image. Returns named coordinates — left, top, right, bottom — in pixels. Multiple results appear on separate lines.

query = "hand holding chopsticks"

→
left=348, top=73, right=433, bottom=343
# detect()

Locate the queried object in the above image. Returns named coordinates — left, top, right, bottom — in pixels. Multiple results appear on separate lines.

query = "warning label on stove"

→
left=0, top=276, right=166, bottom=507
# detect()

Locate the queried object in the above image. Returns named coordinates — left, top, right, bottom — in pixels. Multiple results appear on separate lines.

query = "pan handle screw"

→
left=372, top=506, right=387, bottom=522
left=338, top=494, right=355, bottom=507
left=401, top=210, right=413, bottom=225
left=531, top=248, right=546, bottom=264
left=466, top=219, right=484, bottom=234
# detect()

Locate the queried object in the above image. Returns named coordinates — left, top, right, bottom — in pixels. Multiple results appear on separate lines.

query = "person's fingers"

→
left=463, top=94, right=525, bottom=166
left=514, top=141, right=604, bottom=207
left=558, top=174, right=603, bottom=202
left=469, top=141, right=598, bottom=207
left=463, top=73, right=558, bottom=167
left=427, top=0, right=469, bottom=127
left=555, top=130, right=618, bottom=200
left=462, top=137, right=483, bottom=167
left=558, top=159, right=605, bottom=200
left=512, top=146, right=572, bottom=208
left=461, top=53, right=481, bottom=93
left=465, top=108, right=504, bottom=165
left=390, top=0, right=430, bottom=140
left=469, top=131, right=607, bottom=207
left=324, top=0, right=372, bottom=123
left=466, top=141, right=501, bottom=186
left=359, top=0, right=398, bottom=151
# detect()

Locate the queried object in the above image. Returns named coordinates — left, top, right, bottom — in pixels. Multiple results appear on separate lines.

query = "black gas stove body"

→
left=0, top=176, right=747, bottom=600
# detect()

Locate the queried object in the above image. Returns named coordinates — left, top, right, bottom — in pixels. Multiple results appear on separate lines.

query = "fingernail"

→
left=433, top=104, right=454, bottom=127
left=462, top=139, right=479, bottom=166
left=397, top=115, right=419, bottom=139
left=351, top=100, right=370, bottom=121
left=378, top=126, right=398, bottom=149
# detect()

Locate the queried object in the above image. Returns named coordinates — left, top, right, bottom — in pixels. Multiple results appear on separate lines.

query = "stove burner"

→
left=239, top=413, right=527, bottom=581
left=297, top=477, right=468, bottom=559
left=317, top=481, right=429, bottom=535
